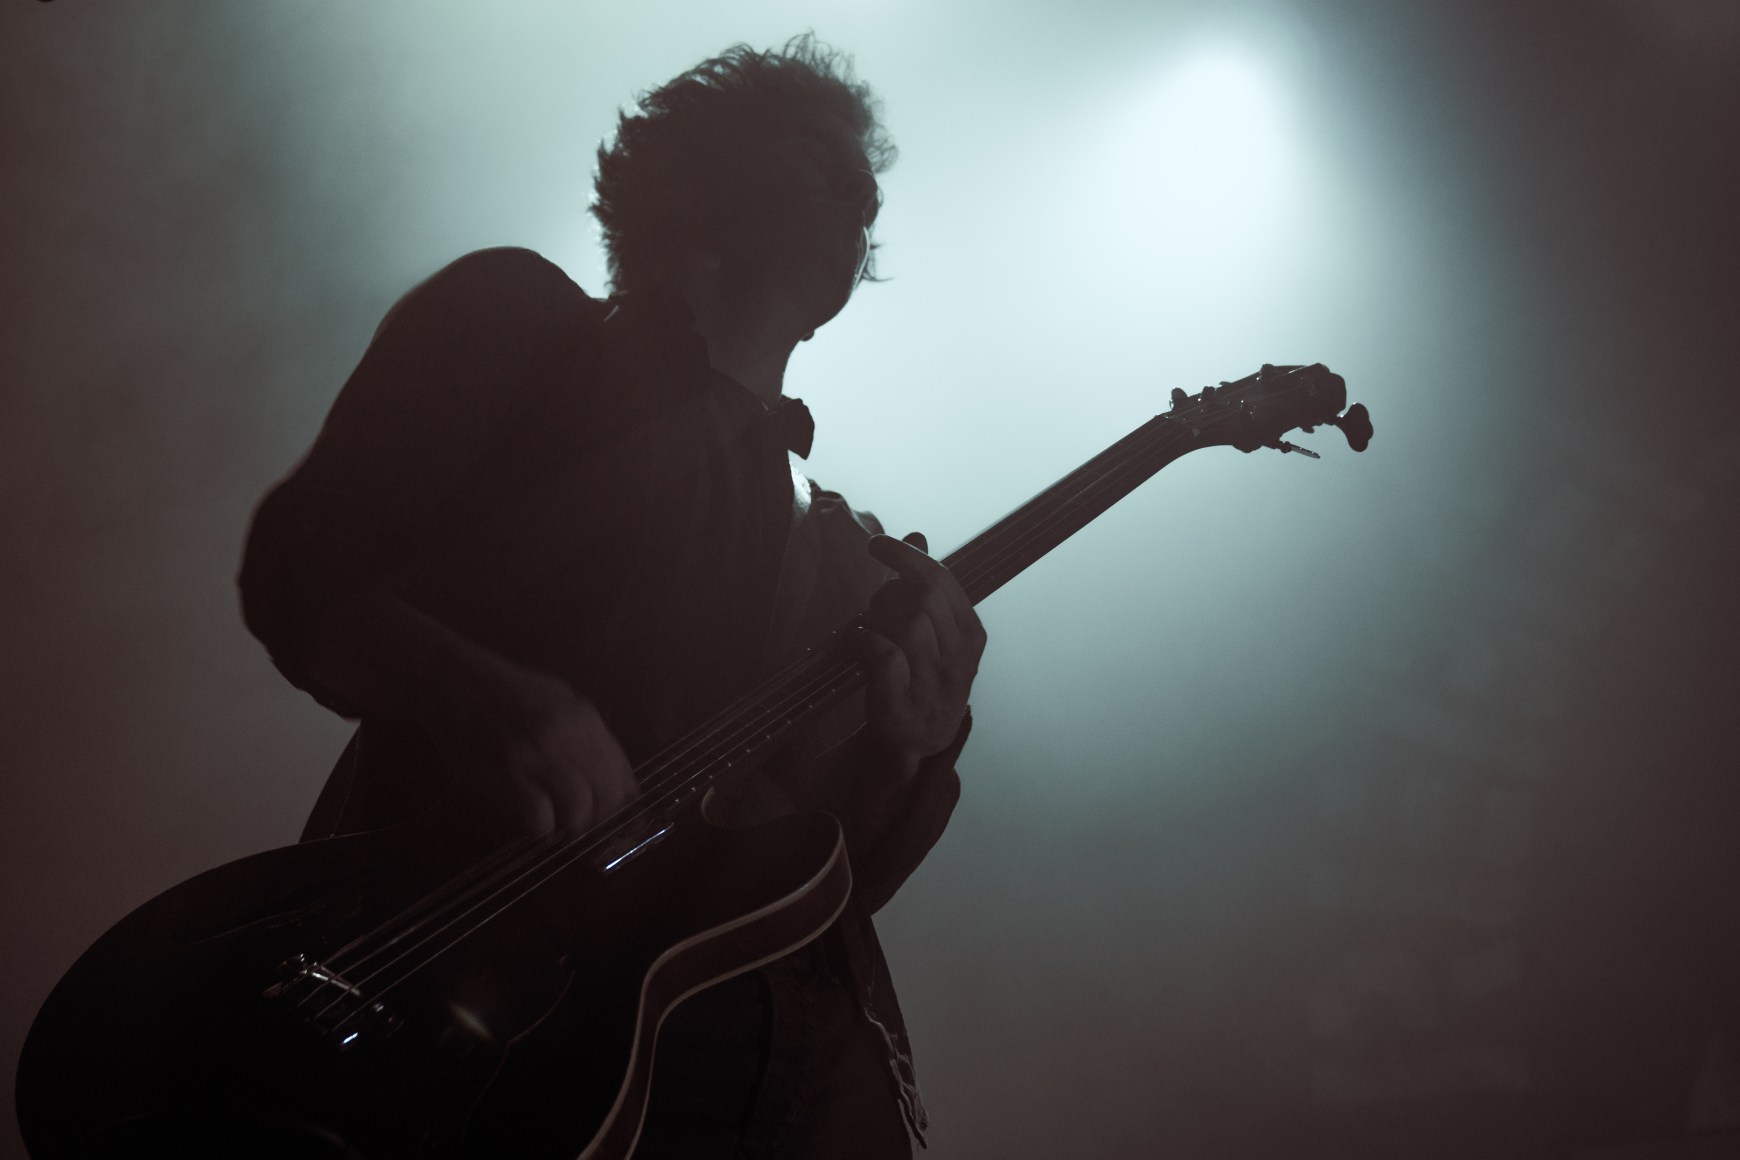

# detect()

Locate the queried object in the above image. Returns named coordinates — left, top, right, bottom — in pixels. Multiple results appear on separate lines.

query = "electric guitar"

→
left=17, top=364, right=1372, bottom=1159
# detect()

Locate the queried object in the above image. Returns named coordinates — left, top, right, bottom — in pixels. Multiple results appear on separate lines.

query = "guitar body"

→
left=17, top=807, right=851, bottom=1159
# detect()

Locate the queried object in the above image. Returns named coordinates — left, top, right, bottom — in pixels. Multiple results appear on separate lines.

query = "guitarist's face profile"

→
left=712, top=110, right=880, bottom=339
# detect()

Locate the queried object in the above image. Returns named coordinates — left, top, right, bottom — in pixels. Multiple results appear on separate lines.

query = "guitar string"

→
left=316, top=644, right=826, bottom=967
left=299, top=415, right=1197, bottom=1022
left=481, top=413, right=1176, bottom=826
left=296, top=833, right=561, bottom=1010
left=312, top=653, right=869, bottom=1022
left=309, top=415, right=1199, bottom=1021
left=302, top=414, right=1197, bottom=1023
left=425, top=379, right=1265, bottom=889
left=401, top=406, right=1185, bottom=895
left=309, top=422, right=1147, bottom=986
left=950, top=419, right=1190, bottom=601
left=320, top=420, right=1208, bottom=1031
left=307, top=658, right=852, bottom=1009
left=448, top=414, right=1189, bottom=882
left=557, top=409, right=1204, bottom=820
left=300, top=667, right=849, bottom=1018
left=314, top=644, right=856, bottom=985
left=607, top=415, right=1204, bottom=825
left=587, top=417, right=1178, bottom=814
left=311, top=416, right=1203, bottom=1020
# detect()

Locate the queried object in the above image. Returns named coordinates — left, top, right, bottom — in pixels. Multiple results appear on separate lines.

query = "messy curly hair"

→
left=592, top=34, right=896, bottom=294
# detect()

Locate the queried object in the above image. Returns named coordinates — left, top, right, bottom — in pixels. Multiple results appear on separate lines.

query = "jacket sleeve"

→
left=237, top=247, right=589, bottom=713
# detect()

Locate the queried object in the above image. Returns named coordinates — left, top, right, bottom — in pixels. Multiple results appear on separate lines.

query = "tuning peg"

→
left=1328, top=403, right=1373, bottom=452
left=1263, top=439, right=1321, bottom=459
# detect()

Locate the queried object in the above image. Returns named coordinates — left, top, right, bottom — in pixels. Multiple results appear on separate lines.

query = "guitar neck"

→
left=942, top=413, right=1201, bottom=605
left=591, top=411, right=1208, bottom=857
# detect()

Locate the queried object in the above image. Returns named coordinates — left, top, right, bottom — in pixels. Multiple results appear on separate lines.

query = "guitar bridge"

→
left=264, top=953, right=401, bottom=1050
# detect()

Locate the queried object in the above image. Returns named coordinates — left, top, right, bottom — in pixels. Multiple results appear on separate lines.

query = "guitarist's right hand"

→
left=281, top=584, right=639, bottom=838
left=431, top=658, right=640, bottom=837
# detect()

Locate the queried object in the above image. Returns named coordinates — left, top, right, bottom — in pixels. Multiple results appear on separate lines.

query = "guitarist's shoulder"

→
left=428, top=246, right=592, bottom=297
left=381, top=247, right=608, bottom=340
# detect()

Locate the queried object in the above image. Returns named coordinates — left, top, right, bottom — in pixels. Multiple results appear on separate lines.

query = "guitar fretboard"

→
left=944, top=413, right=1199, bottom=604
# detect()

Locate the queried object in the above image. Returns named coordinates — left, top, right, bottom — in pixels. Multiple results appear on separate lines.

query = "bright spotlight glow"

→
left=1083, top=46, right=1307, bottom=279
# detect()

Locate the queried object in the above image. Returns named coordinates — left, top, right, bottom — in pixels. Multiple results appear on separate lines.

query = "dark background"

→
left=3, top=2, right=1737, bottom=1156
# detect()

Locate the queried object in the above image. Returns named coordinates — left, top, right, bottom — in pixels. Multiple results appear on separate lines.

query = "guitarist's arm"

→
left=247, top=579, right=639, bottom=837
left=239, top=247, right=637, bottom=836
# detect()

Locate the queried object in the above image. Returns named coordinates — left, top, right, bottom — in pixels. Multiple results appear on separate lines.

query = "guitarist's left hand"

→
left=862, top=531, right=986, bottom=780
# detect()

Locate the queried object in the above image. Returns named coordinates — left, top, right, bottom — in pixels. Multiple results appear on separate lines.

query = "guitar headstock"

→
left=1162, top=363, right=1372, bottom=458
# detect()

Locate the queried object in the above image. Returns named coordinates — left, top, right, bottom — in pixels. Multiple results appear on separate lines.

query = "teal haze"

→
left=2, top=2, right=1736, bottom=1156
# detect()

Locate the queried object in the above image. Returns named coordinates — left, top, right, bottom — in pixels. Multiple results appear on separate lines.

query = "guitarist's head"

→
left=592, top=34, right=894, bottom=343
